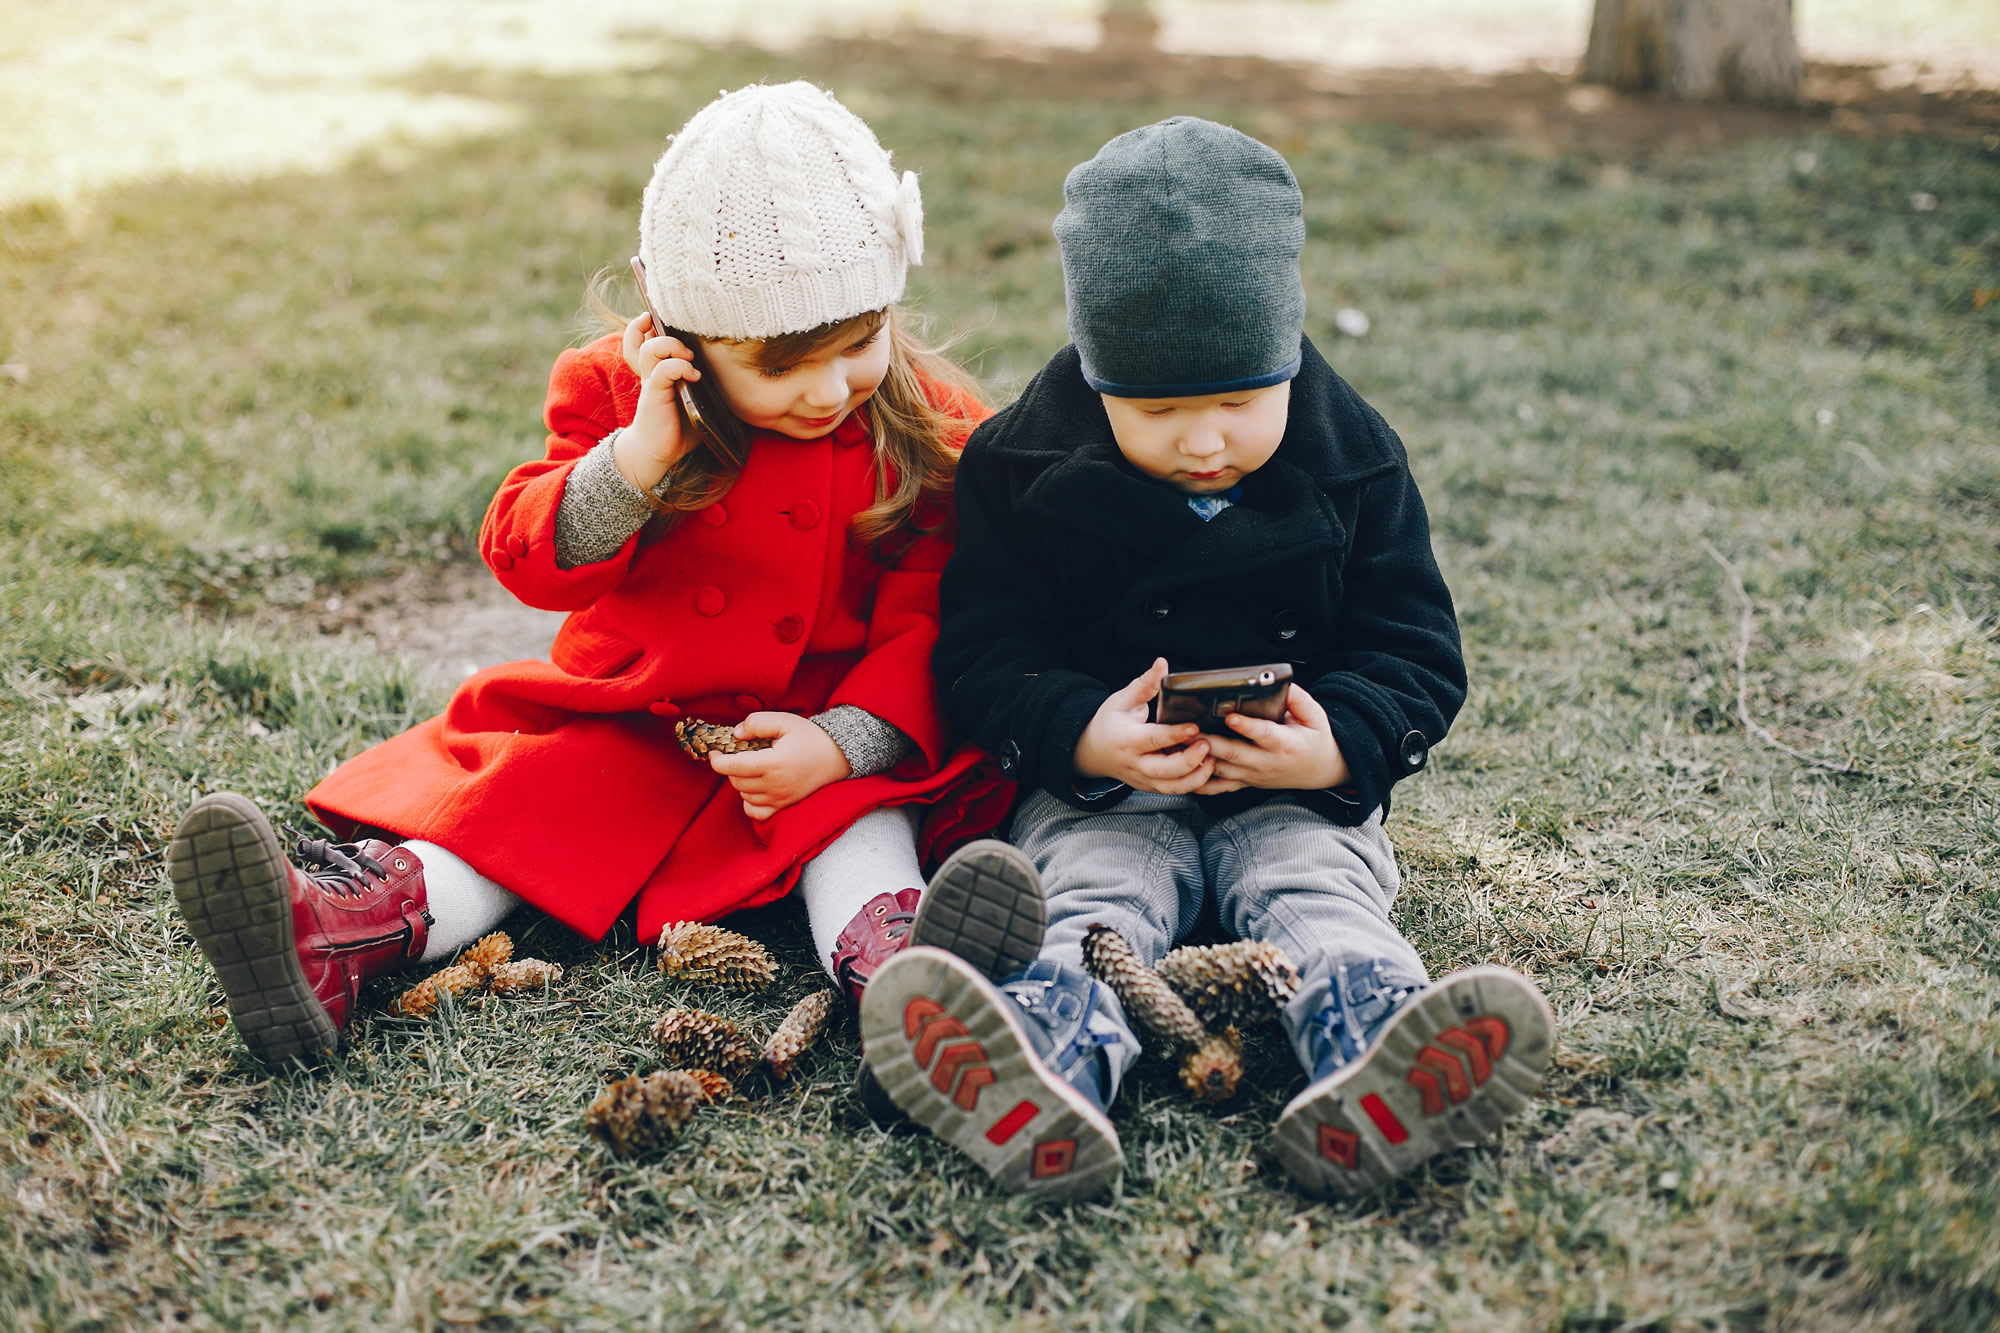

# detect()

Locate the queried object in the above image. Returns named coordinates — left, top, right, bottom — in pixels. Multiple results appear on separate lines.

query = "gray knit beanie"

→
left=1053, top=117, right=1305, bottom=397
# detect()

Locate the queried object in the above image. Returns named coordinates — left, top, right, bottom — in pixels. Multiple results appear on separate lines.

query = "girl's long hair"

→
left=585, top=269, right=984, bottom=546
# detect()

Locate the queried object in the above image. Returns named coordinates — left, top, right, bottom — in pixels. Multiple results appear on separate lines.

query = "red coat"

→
left=306, top=336, right=1012, bottom=941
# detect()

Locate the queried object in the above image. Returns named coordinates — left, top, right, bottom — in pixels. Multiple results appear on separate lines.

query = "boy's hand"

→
left=1072, top=658, right=1214, bottom=795
left=1195, top=684, right=1349, bottom=795
left=615, top=313, right=703, bottom=491
left=707, top=712, right=852, bottom=822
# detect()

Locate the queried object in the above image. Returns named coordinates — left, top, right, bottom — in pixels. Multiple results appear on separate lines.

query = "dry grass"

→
left=1, top=21, right=1997, bottom=1333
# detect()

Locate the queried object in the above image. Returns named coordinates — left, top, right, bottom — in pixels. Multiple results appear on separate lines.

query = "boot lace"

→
left=284, top=825, right=391, bottom=899
left=880, top=903, right=917, bottom=945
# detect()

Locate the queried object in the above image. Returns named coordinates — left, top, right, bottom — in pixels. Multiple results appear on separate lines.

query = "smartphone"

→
left=1153, top=663, right=1294, bottom=734
left=629, top=255, right=717, bottom=446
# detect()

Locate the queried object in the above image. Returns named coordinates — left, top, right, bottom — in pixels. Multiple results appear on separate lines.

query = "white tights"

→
left=402, top=840, right=521, bottom=962
left=405, top=806, right=923, bottom=979
left=797, top=806, right=924, bottom=980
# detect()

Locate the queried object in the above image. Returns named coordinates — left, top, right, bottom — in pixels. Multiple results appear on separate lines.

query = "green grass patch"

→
left=3, top=41, right=1998, bottom=1331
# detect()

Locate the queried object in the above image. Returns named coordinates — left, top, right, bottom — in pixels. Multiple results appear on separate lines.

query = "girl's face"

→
left=699, top=319, right=892, bottom=440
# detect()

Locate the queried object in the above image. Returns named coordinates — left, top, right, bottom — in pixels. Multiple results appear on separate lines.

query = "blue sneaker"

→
left=861, top=947, right=1126, bottom=1201
left=1273, top=965, right=1554, bottom=1196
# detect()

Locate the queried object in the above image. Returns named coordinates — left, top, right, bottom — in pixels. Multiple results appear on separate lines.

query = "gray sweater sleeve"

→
left=553, top=431, right=660, bottom=570
left=810, top=705, right=914, bottom=778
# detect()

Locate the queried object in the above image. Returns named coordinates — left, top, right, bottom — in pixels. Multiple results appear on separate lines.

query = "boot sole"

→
left=169, top=792, right=336, bottom=1066
left=907, top=839, right=1046, bottom=980
left=1272, top=965, right=1554, bottom=1196
left=861, top=947, right=1121, bottom=1202
left=856, top=840, right=1048, bottom=1121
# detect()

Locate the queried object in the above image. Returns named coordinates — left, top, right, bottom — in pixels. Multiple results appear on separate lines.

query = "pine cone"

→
left=487, top=958, right=563, bottom=996
left=390, top=962, right=481, bottom=1018
left=1081, top=924, right=1207, bottom=1052
left=656, top=921, right=777, bottom=992
left=651, top=1008, right=759, bottom=1079
left=584, top=1070, right=706, bottom=1155
left=675, top=718, right=773, bottom=759
left=1179, top=1028, right=1246, bottom=1103
left=682, top=1069, right=736, bottom=1102
left=459, top=932, right=515, bottom=983
left=762, top=990, right=837, bottom=1080
left=1158, top=941, right=1300, bottom=1030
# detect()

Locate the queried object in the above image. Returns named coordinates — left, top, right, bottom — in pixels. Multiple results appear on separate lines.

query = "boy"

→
left=860, top=117, right=1553, bottom=1201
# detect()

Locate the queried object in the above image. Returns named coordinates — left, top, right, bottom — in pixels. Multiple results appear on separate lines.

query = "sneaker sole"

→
left=855, top=840, right=1049, bottom=1121
left=169, top=792, right=336, bottom=1066
left=1272, top=965, right=1554, bottom=1196
left=861, top=947, right=1121, bottom=1202
left=907, top=840, right=1046, bottom=980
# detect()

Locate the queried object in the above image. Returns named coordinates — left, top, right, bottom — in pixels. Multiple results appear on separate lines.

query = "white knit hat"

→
left=637, top=82, right=925, bottom=341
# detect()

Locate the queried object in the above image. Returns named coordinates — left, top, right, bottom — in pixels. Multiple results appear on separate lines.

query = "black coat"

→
left=934, top=339, right=1465, bottom=823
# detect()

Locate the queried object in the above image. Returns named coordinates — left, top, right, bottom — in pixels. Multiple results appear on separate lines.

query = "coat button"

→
left=1268, top=609, right=1301, bottom=642
left=997, top=739, right=1022, bottom=777
left=492, top=550, right=515, bottom=571
left=1146, top=596, right=1172, bottom=620
left=700, top=504, right=728, bottom=527
left=508, top=535, right=529, bottom=558
left=1399, top=730, right=1429, bottom=772
left=774, top=615, right=804, bottom=643
left=735, top=694, right=764, bottom=713
left=648, top=701, right=682, bottom=720
left=696, top=586, right=725, bottom=616
left=788, top=500, right=822, bottom=530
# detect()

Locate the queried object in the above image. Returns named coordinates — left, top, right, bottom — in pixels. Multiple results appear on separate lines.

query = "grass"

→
left=3, top=33, right=1999, bottom=1332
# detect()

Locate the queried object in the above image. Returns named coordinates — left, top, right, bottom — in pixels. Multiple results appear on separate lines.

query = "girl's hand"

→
left=1195, top=685, right=1349, bottom=795
left=707, top=712, right=853, bottom=822
left=615, top=313, right=703, bottom=492
left=1071, top=658, right=1214, bottom=795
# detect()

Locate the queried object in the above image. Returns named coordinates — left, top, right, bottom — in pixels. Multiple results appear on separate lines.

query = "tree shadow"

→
left=802, top=23, right=2000, bottom=157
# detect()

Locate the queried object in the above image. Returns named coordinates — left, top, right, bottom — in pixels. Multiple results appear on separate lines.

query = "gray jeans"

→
left=1009, top=789, right=1430, bottom=1085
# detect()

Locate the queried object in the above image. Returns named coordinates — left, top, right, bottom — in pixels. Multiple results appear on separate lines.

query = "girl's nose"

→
left=800, top=364, right=851, bottom=411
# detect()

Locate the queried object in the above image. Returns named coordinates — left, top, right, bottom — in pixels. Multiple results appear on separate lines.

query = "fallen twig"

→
left=1700, top=538, right=1871, bottom=781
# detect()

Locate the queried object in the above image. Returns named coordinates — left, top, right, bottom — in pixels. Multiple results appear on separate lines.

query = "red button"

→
left=696, top=586, right=725, bottom=616
left=734, top=694, right=763, bottom=712
left=774, top=615, right=804, bottom=643
left=700, top=504, right=727, bottom=527
left=789, top=500, right=821, bottom=530
left=647, top=701, right=682, bottom=720
left=508, top=535, right=529, bottom=558
left=492, top=551, right=515, bottom=570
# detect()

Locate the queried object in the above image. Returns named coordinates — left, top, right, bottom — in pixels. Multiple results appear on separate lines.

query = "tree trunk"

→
left=1099, top=0, right=1160, bottom=53
left=1583, top=0, right=1803, bottom=105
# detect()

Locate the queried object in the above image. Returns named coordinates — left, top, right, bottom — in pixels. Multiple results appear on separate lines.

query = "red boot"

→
left=169, top=792, right=432, bottom=1066
left=830, top=888, right=922, bottom=1007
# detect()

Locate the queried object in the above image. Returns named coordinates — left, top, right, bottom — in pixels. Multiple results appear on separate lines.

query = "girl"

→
left=167, top=82, right=1028, bottom=1068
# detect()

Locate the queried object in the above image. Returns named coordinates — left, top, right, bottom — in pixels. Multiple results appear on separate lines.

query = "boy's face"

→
left=1100, top=382, right=1291, bottom=494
